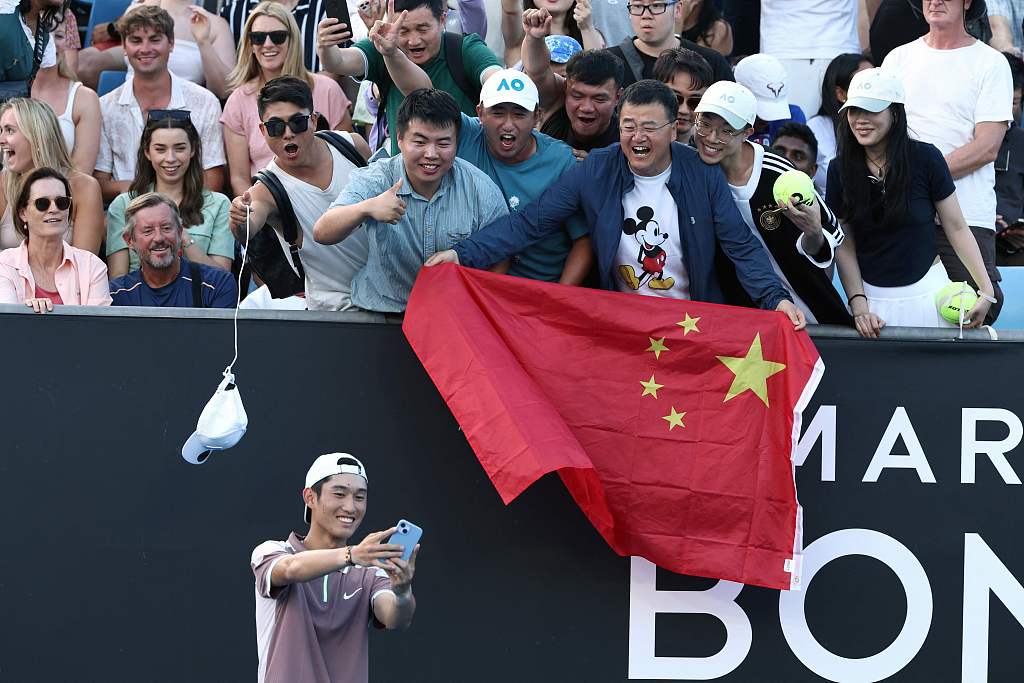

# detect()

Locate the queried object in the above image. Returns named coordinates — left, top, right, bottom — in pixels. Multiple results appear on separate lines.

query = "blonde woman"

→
left=30, top=22, right=102, bottom=174
left=0, top=99, right=105, bottom=255
left=221, top=1, right=353, bottom=196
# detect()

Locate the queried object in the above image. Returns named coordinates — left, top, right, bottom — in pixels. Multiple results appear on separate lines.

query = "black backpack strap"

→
left=253, top=169, right=305, bottom=283
left=615, top=37, right=645, bottom=85
left=188, top=260, right=205, bottom=308
left=315, top=130, right=368, bottom=168
left=444, top=31, right=479, bottom=104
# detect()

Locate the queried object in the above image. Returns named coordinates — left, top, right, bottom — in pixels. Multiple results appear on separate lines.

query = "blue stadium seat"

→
left=995, top=266, right=1024, bottom=330
left=96, top=69, right=126, bottom=96
left=83, top=0, right=132, bottom=48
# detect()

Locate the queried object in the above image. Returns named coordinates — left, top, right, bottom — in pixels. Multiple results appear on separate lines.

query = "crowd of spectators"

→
left=0, top=0, right=1017, bottom=335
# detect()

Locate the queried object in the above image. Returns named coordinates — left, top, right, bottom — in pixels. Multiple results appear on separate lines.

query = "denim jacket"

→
left=454, top=141, right=792, bottom=310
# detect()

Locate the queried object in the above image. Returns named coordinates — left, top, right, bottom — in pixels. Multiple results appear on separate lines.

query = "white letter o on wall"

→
left=778, top=529, right=933, bottom=683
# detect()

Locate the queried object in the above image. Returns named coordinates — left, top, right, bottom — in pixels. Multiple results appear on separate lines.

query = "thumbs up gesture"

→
left=368, top=178, right=407, bottom=224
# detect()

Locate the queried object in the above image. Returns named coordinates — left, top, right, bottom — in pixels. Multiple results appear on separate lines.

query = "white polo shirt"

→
left=96, top=72, right=226, bottom=181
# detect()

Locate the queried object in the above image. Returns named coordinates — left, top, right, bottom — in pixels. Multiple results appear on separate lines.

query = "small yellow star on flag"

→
left=646, top=337, right=669, bottom=359
left=662, top=407, right=686, bottom=430
left=676, top=314, right=701, bottom=335
left=717, top=333, right=787, bottom=407
left=640, top=374, right=663, bottom=399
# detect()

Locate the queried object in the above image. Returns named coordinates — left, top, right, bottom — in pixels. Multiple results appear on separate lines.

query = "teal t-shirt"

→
left=106, top=189, right=235, bottom=271
left=356, top=33, right=501, bottom=154
left=456, top=113, right=588, bottom=282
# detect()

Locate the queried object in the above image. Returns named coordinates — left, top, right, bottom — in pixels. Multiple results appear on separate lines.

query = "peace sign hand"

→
left=369, top=0, right=408, bottom=57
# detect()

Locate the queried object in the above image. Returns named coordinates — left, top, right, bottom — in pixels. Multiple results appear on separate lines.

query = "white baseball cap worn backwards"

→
left=304, top=453, right=368, bottom=523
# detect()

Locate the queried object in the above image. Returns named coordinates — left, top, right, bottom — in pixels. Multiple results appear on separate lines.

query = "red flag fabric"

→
left=403, top=265, right=823, bottom=590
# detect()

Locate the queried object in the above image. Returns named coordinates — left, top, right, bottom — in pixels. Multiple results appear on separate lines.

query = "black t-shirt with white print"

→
left=718, top=143, right=852, bottom=325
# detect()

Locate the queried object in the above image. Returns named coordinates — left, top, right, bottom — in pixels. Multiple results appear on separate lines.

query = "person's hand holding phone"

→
left=317, top=17, right=353, bottom=50
left=384, top=545, right=418, bottom=595
left=349, top=527, right=404, bottom=569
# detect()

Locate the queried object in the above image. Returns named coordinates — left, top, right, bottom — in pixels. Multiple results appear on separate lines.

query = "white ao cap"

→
left=734, top=53, right=791, bottom=121
left=695, top=81, right=758, bottom=131
left=480, top=69, right=539, bottom=111
left=181, top=371, right=248, bottom=465
left=840, top=68, right=905, bottom=113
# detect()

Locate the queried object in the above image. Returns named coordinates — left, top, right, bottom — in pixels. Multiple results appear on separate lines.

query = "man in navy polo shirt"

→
left=109, top=193, right=237, bottom=308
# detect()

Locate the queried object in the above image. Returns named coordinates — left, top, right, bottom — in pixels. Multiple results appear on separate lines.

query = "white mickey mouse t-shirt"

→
left=616, top=166, right=689, bottom=299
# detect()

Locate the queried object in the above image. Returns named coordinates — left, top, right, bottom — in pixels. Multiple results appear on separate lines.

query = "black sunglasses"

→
left=262, top=113, right=312, bottom=137
left=249, top=30, right=289, bottom=45
left=148, top=109, right=191, bottom=123
left=33, top=196, right=71, bottom=212
left=676, top=94, right=703, bottom=111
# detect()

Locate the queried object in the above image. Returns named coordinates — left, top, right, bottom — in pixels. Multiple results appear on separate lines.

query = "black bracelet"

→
left=848, top=293, right=867, bottom=306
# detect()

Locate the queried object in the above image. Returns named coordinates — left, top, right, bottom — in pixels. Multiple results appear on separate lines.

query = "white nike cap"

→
left=734, top=53, right=791, bottom=122
left=840, top=68, right=905, bottom=113
left=181, top=371, right=247, bottom=465
left=479, top=68, right=539, bottom=112
left=304, top=453, right=368, bottom=523
left=695, top=81, right=758, bottom=131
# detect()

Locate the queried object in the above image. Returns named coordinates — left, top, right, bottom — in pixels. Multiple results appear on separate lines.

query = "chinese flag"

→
left=403, top=265, right=823, bottom=590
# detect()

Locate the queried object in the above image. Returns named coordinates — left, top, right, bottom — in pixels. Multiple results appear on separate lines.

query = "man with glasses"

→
left=692, top=81, right=850, bottom=325
left=425, top=79, right=806, bottom=328
left=229, top=77, right=370, bottom=311
left=652, top=46, right=713, bottom=144
left=604, top=0, right=733, bottom=90
left=95, top=5, right=225, bottom=203
left=882, top=0, right=1012, bottom=323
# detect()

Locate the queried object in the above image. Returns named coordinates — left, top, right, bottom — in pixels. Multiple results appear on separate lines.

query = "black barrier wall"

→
left=1, top=310, right=1022, bottom=682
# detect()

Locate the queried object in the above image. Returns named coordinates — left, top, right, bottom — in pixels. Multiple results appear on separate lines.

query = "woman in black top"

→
left=675, top=0, right=732, bottom=56
left=828, top=69, right=996, bottom=336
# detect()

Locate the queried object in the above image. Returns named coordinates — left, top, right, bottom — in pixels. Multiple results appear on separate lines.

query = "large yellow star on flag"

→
left=662, top=407, right=686, bottom=430
left=716, top=333, right=786, bottom=407
left=640, top=374, right=663, bottom=399
left=646, top=337, right=669, bottom=359
left=676, top=314, right=701, bottom=335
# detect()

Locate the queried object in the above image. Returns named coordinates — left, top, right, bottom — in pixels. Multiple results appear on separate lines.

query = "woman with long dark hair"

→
left=106, top=114, right=233, bottom=278
left=829, top=69, right=995, bottom=335
left=675, top=0, right=732, bottom=56
left=501, top=0, right=603, bottom=67
left=807, top=53, right=872, bottom=193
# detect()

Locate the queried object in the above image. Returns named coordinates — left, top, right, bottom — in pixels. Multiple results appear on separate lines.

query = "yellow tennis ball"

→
left=935, top=281, right=978, bottom=324
left=772, top=169, right=815, bottom=207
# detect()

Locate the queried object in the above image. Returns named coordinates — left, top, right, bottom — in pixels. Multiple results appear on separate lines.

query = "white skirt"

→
left=863, top=261, right=954, bottom=328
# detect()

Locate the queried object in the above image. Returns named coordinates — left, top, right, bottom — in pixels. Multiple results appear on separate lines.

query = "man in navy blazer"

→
left=426, top=80, right=811, bottom=329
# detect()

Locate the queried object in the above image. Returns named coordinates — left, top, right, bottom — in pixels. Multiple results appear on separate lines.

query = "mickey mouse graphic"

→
left=618, top=206, right=675, bottom=291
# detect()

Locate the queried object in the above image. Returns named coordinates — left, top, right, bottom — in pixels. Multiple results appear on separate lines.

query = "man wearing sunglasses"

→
left=602, top=0, right=733, bottom=90
left=229, top=77, right=370, bottom=311
left=652, top=46, right=713, bottom=144
left=691, top=81, right=851, bottom=325
left=95, top=6, right=225, bottom=203
left=426, top=79, right=807, bottom=330
left=313, top=88, right=508, bottom=313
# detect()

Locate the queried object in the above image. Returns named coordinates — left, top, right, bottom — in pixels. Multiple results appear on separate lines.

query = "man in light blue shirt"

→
left=457, top=69, right=592, bottom=284
left=313, top=89, right=508, bottom=312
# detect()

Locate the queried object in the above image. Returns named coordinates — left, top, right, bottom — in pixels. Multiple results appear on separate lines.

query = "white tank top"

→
left=58, top=81, right=82, bottom=154
left=263, top=135, right=369, bottom=311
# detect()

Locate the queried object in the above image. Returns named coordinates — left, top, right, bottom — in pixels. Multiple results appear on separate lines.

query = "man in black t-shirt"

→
left=602, top=0, right=733, bottom=89
left=523, top=9, right=624, bottom=161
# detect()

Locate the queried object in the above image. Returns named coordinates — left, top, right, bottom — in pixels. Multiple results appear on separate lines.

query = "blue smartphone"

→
left=387, top=519, right=422, bottom=561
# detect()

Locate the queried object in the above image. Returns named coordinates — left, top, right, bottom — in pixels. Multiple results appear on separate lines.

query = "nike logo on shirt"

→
left=343, top=588, right=363, bottom=600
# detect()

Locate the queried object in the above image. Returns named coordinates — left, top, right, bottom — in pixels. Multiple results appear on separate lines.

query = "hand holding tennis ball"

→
left=935, top=282, right=979, bottom=325
left=773, top=169, right=815, bottom=207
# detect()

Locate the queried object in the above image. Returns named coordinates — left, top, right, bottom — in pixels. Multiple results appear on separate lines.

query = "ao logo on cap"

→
left=718, top=93, right=735, bottom=103
left=497, top=78, right=526, bottom=92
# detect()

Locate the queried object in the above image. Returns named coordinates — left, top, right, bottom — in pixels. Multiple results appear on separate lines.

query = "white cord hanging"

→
left=224, top=204, right=251, bottom=378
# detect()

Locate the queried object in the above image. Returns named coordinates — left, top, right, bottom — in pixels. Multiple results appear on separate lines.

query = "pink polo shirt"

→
left=0, top=241, right=112, bottom=306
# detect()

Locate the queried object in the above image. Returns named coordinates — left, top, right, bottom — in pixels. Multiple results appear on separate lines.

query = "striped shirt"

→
left=724, top=142, right=851, bottom=325
left=220, top=0, right=368, bottom=74
left=332, top=154, right=509, bottom=312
